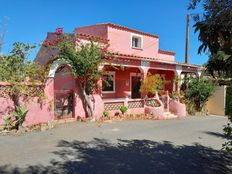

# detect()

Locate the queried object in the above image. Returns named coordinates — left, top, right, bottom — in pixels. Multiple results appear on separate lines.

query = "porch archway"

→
left=54, top=64, right=76, bottom=119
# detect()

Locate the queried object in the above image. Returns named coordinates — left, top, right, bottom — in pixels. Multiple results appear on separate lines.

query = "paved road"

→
left=0, top=116, right=231, bottom=174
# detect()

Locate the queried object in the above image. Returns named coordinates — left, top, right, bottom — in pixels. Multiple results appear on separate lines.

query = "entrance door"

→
left=131, top=76, right=141, bottom=99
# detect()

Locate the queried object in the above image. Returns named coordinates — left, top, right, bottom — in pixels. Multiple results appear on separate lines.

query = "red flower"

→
left=55, top=27, right=63, bottom=35
left=101, top=47, right=107, bottom=53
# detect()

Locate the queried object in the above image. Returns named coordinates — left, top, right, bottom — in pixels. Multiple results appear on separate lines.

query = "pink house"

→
left=0, top=23, right=202, bottom=126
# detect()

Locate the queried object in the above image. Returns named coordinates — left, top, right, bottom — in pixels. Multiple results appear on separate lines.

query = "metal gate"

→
left=54, top=90, right=74, bottom=119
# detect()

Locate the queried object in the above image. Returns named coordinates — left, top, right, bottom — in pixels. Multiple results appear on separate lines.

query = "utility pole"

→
left=185, top=14, right=190, bottom=64
left=0, top=17, right=8, bottom=55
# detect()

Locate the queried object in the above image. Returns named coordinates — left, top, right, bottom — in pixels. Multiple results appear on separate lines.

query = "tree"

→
left=44, top=28, right=107, bottom=118
left=0, top=42, right=47, bottom=128
left=189, top=0, right=232, bottom=151
left=140, top=73, right=164, bottom=97
left=189, top=0, right=232, bottom=76
left=184, top=78, right=215, bottom=112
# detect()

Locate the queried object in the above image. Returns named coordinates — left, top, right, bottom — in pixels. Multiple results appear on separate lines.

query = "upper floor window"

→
left=131, top=34, right=143, bottom=49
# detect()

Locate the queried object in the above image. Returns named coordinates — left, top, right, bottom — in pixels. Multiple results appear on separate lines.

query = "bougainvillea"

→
left=45, top=28, right=108, bottom=118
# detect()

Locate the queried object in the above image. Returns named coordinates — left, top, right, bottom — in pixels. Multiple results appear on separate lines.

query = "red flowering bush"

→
left=55, top=27, right=63, bottom=35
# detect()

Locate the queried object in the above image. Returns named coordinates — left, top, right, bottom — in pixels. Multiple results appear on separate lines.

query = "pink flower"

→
left=75, top=38, right=81, bottom=43
left=55, top=27, right=63, bottom=35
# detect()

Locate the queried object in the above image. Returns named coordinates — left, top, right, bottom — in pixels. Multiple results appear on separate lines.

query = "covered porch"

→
left=100, top=56, right=202, bottom=118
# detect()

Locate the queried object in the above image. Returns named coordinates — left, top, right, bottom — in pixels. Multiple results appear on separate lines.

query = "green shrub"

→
left=223, top=81, right=232, bottom=152
left=2, top=105, right=28, bottom=130
left=226, top=81, right=232, bottom=116
left=3, top=116, right=13, bottom=131
left=103, top=111, right=109, bottom=117
left=140, top=73, right=164, bottom=97
left=119, top=106, right=128, bottom=114
left=184, top=78, right=215, bottom=113
left=12, top=105, right=28, bottom=128
left=170, top=91, right=179, bottom=100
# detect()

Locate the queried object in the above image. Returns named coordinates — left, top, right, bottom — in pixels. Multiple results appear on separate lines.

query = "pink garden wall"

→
left=0, top=79, right=55, bottom=126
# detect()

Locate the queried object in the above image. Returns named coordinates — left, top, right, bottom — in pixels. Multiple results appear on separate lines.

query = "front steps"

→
left=164, top=112, right=178, bottom=119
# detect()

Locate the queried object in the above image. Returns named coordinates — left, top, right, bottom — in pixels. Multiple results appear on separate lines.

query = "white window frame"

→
left=102, top=71, right=115, bottom=93
left=131, top=33, right=143, bottom=49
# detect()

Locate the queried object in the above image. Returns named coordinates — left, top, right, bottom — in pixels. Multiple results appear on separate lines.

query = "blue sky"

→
left=0, top=0, right=207, bottom=65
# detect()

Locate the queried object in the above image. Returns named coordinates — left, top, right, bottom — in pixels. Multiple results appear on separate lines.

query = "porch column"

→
left=139, top=60, right=150, bottom=80
left=196, top=68, right=202, bottom=78
left=175, top=65, right=182, bottom=92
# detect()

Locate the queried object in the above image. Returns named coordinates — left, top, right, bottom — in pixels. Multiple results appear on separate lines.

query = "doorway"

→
left=131, top=76, right=141, bottom=99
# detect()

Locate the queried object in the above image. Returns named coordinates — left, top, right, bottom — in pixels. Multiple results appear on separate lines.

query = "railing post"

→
left=124, top=97, right=129, bottom=108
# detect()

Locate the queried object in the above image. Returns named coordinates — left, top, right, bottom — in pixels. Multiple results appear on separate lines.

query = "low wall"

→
left=169, top=100, right=186, bottom=117
left=144, top=105, right=164, bottom=119
left=0, top=79, right=55, bottom=126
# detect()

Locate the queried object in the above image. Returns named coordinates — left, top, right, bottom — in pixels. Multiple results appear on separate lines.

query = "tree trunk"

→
left=11, top=94, right=20, bottom=110
left=77, top=81, right=94, bottom=118
left=10, top=94, right=21, bottom=129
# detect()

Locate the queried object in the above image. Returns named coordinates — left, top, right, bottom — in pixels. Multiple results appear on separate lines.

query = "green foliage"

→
left=189, top=0, right=232, bottom=152
left=12, top=105, right=28, bottom=126
left=184, top=78, right=216, bottom=112
left=119, top=106, right=128, bottom=115
left=53, top=35, right=105, bottom=95
left=103, top=111, right=109, bottom=117
left=223, top=121, right=232, bottom=152
left=223, top=81, right=232, bottom=151
left=3, top=116, right=13, bottom=131
left=189, top=0, right=232, bottom=55
left=206, top=51, right=232, bottom=78
left=226, top=81, right=232, bottom=116
left=46, top=30, right=107, bottom=118
left=170, top=91, right=179, bottom=100
left=140, top=73, right=164, bottom=96
left=0, top=42, right=47, bottom=107
left=3, top=105, right=28, bottom=130
left=189, top=0, right=232, bottom=77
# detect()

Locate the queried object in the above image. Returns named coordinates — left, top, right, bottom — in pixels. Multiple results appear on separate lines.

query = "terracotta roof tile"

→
left=107, top=52, right=201, bottom=68
left=158, top=49, right=175, bottom=56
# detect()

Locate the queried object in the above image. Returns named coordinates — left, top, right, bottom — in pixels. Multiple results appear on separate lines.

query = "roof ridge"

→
left=158, top=49, right=175, bottom=56
left=75, top=23, right=159, bottom=38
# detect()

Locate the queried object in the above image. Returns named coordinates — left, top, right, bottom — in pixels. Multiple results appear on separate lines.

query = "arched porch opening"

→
left=147, top=69, right=176, bottom=93
left=53, top=64, right=76, bottom=119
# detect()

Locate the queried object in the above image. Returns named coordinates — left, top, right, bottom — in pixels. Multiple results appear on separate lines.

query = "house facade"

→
left=0, top=23, right=202, bottom=126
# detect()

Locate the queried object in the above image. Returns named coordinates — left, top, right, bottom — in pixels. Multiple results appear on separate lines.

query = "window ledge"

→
left=102, top=91, right=115, bottom=94
left=132, top=47, right=143, bottom=50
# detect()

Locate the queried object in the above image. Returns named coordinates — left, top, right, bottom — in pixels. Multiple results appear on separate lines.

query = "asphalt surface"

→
left=0, top=116, right=231, bottom=174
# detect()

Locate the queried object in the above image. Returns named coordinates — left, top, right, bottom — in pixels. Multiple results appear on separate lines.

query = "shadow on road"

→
left=0, top=138, right=231, bottom=174
left=204, top=131, right=227, bottom=139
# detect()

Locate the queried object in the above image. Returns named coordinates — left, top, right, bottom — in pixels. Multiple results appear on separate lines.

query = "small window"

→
left=102, top=72, right=115, bottom=93
left=132, top=35, right=142, bottom=49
